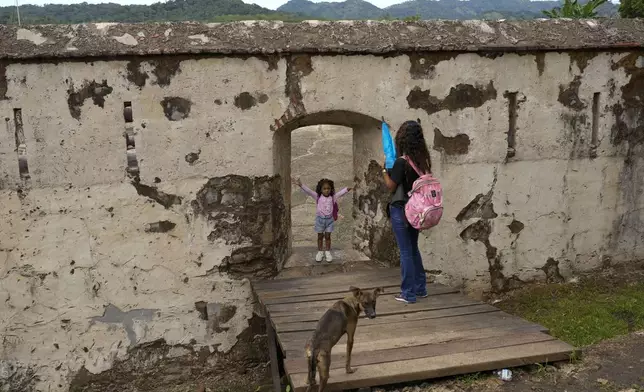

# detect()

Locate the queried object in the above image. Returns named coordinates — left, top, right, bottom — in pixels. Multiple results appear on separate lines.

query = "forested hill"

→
left=0, top=0, right=619, bottom=25
left=0, top=0, right=305, bottom=24
left=278, top=0, right=618, bottom=20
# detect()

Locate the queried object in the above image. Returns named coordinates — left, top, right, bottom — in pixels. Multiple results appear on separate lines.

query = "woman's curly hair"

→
left=395, top=120, right=432, bottom=174
left=315, top=178, right=335, bottom=197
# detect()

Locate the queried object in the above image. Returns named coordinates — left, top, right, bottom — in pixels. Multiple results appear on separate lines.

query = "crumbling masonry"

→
left=0, top=19, right=643, bottom=391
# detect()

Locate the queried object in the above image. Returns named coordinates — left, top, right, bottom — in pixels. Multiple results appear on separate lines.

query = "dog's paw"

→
left=346, top=367, right=357, bottom=374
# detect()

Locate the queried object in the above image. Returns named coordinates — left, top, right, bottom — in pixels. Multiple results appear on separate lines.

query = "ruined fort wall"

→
left=0, top=20, right=643, bottom=391
left=1, top=55, right=289, bottom=391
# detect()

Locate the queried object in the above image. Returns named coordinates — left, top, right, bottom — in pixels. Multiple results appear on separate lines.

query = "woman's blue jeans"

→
left=390, top=204, right=427, bottom=302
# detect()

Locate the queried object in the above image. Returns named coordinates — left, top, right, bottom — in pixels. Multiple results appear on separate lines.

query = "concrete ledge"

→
left=1, top=19, right=644, bottom=60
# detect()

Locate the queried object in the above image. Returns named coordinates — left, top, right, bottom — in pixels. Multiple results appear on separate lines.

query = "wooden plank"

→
left=253, top=268, right=400, bottom=291
left=284, top=331, right=556, bottom=374
left=289, top=340, right=575, bottom=392
left=284, top=324, right=548, bottom=357
left=267, top=290, right=469, bottom=313
left=266, top=314, right=282, bottom=392
left=259, top=281, right=402, bottom=301
left=263, top=284, right=458, bottom=306
left=283, top=324, right=548, bottom=357
left=275, top=304, right=498, bottom=333
left=269, top=293, right=480, bottom=322
left=258, top=276, right=407, bottom=301
left=253, top=268, right=398, bottom=290
left=278, top=310, right=543, bottom=349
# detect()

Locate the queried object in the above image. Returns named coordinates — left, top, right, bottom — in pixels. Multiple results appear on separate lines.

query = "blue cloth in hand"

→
left=382, top=120, right=397, bottom=169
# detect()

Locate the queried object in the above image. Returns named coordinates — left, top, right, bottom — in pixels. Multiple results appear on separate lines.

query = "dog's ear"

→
left=373, top=287, right=384, bottom=297
left=349, top=286, right=362, bottom=297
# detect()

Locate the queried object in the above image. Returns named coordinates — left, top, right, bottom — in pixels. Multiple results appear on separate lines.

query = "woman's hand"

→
left=347, top=187, right=353, bottom=192
left=291, top=177, right=302, bottom=187
left=381, top=156, right=397, bottom=192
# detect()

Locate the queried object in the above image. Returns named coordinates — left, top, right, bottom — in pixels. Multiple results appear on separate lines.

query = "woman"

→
left=381, top=120, right=431, bottom=304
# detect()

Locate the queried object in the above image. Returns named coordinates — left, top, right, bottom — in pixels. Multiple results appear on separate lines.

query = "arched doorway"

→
left=290, top=124, right=357, bottom=265
left=273, top=110, right=398, bottom=271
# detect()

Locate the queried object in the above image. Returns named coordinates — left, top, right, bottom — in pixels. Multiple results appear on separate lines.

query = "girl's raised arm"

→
left=333, top=187, right=352, bottom=201
left=299, top=183, right=318, bottom=200
left=291, top=177, right=318, bottom=200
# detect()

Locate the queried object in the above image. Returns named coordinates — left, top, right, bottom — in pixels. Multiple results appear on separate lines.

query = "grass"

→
left=498, top=277, right=644, bottom=347
left=454, top=371, right=491, bottom=385
left=595, top=379, right=644, bottom=392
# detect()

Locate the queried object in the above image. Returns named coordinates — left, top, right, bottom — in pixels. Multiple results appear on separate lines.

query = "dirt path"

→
left=280, top=125, right=375, bottom=279
left=290, top=125, right=354, bottom=250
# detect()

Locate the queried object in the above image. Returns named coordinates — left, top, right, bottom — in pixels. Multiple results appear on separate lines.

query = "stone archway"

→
left=272, top=110, right=399, bottom=270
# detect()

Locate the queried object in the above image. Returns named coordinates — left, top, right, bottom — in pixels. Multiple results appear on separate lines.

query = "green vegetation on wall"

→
left=542, top=0, right=608, bottom=18
left=619, top=0, right=644, bottom=17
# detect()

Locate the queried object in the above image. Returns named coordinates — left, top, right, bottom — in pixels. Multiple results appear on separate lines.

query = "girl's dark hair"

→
left=315, top=178, right=335, bottom=197
left=395, top=120, right=432, bottom=174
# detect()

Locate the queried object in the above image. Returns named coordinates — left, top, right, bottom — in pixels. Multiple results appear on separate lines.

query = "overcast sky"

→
left=0, top=0, right=620, bottom=12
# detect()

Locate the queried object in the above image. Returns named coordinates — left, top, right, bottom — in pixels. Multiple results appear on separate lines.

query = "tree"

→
left=619, top=0, right=644, bottom=18
left=542, top=0, right=607, bottom=18
left=403, top=14, right=421, bottom=21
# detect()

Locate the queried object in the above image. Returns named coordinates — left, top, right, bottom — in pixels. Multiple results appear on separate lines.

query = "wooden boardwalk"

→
left=253, top=268, right=575, bottom=392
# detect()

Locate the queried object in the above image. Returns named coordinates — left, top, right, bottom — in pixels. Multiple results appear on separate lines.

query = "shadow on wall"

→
left=272, top=110, right=398, bottom=265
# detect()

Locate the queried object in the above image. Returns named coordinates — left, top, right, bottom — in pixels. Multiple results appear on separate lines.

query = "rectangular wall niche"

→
left=506, top=92, right=518, bottom=160
left=13, top=108, right=30, bottom=180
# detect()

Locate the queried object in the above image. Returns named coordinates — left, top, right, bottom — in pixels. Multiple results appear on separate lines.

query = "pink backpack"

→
left=402, top=156, right=443, bottom=230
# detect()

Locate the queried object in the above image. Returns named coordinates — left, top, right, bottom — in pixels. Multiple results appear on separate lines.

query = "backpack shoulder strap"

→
left=402, top=155, right=425, bottom=176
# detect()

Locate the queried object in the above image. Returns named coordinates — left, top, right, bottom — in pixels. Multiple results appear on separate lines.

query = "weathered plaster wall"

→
left=1, top=19, right=644, bottom=391
left=1, top=54, right=289, bottom=391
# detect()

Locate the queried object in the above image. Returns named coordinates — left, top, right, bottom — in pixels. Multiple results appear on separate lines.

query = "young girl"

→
left=292, top=177, right=352, bottom=262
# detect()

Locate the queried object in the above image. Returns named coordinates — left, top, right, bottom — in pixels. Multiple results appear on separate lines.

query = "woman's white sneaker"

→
left=315, top=251, right=324, bottom=262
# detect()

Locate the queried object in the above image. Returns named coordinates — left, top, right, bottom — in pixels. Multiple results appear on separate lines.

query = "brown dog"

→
left=305, top=286, right=384, bottom=392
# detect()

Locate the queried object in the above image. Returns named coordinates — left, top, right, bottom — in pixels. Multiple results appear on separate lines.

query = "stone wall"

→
left=1, top=19, right=644, bottom=391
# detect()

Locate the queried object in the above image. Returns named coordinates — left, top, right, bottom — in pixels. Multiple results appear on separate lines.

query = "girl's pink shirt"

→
left=299, top=184, right=349, bottom=217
